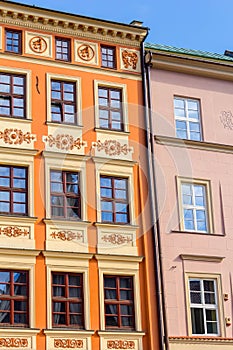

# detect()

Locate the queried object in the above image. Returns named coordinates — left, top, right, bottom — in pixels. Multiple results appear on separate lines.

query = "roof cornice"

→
left=0, top=1, right=148, bottom=47
left=150, top=51, right=233, bottom=80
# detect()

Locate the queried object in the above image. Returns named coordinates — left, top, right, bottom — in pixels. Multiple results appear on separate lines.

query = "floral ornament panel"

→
left=50, top=230, right=83, bottom=242
left=107, top=340, right=135, bottom=349
left=220, top=111, right=233, bottom=130
left=0, top=128, right=35, bottom=145
left=92, top=140, right=132, bottom=156
left=43, top=134, right=86, bottom=151
left=78, top=44, right=95, bottom=61
left=25, top=31, right=52, bottom=57
left=29, top=36, right=47, bottom=53
left=0, top=338, right=28, bottom=348
left=54, top=339, right=83, bottom=348
left=102, top=233, right=132, bottom=245
left=0, top=226, right=29, bottom=238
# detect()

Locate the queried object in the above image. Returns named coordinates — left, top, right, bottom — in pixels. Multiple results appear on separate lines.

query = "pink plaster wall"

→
left=150, top=68, right=233, bottom=338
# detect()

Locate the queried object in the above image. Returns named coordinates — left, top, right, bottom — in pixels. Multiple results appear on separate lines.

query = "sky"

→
left=10, top=0, right=233, bottom=55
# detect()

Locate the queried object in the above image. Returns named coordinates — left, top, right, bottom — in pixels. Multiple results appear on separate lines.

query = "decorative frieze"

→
left=107, top=340, right=135, bottom=349
left=120, top=48, right=140, bottom=72
left=54, top=339, right=83, bottom=348
left=43, top=134, right=86, bottom=151
left=0, top=338, right=28, bottom=348
left=0, top=226, right=29, bottom=238
left=74, top=40, right=98, bottom=65
left=102, top=233, right=132, bottom=245
left=25, top=31, right=52, bottom=57
left=220, top=110, right=233, bottom=130
left=51, top=230, right=83, bottom=242
left=93, top=140, right=132, bottom=156
left=0, top=128, right=35, bottom=145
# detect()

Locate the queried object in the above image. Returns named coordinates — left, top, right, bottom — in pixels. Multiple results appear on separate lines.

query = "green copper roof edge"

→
left=145, top=42, right=233, bottom=63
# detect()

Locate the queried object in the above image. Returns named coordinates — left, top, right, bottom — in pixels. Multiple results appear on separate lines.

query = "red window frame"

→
left=0, top=270, right=29, bottom=327
left=52, top=272, right=84, bottom=328
left=104, top=275, right=135, bottom=329
left=50, top=170, right=81, bottom=219
left=51, top=80, right=76, bottom=124
left=5, top=29, right=22, bottom=54
left=98, top=87, right=123, bottom=131
left=0, top=165, right=28, bottom=215
left=101, top=45, right=116, bottom=69
left=55, top=37, right=71, bottom=62
left=0, top=73, right=26, bottom=119
left=100, top=176, right=129, bottom=224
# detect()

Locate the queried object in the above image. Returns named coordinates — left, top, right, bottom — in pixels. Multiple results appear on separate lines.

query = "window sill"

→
left=98, top=330, right=145, bottom=334
left=0, top=116, right=32, bottom=123
left=95, top=127, right=130, bottom=136
left=46, top=121, right=83, bottom=130
left=171, top=230, right=224, bottom=236
left=44, top=329, right=94, bottom=334
left=95, top=222, right=138, bottom=229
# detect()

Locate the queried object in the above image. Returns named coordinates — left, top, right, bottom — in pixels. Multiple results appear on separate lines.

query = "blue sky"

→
left=12, top=0, right=233, bottom=55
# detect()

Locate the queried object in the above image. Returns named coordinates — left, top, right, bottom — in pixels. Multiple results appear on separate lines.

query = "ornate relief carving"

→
left=0, top=128, right=35, bottom=145
left=220, top=111, right=233, bottom=130
left=0, top=226, right=29, bottom=238
left=122, top=50, right=138, bottom=70
left=44, top=134, right=85, bottom=151
left=102, top=233, right=132, bottom=245
left=77, top=44, right=95, bottom=61
left=0, top=338, right=28, bottom=348
left=54, top=339, right=83, bottom=348
left=107, top=340, right=135, bottom=349
left=51, top=231, right=82, bottom=241
left=29, top=36, right=47, bottom=53
left=93, top=140, right=132, bottom=156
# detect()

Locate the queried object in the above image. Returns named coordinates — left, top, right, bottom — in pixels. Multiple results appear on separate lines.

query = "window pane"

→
left=191, top=308, right=204, bottom=334
left=174, top=98, right=185, bottom=108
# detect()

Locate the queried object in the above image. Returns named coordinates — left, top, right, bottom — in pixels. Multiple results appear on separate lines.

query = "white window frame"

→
left=177, top=177, right=213, bottom=233
left=46, top=73, right=82, bottom=125
left=185, top=273, right=224, bottom=337
left=174, top=96, right=202, bottom=141
left=94, top=80, right=129, bottom=132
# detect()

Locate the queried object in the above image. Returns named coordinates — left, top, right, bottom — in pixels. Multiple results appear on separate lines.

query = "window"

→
left=189, top=278, right=219, bottom=335
left=0, top=73, right=25, bottom=118
left=55, top=37, right=71, bottom=62
left=0, top=166, right=27, bottom=215
left=104, top=275, right=134, bottom=329
left=101, top=45, right=116, bottom=69
left=50, top=170, right=81, bottom=219
left=100, top=176, right=129, bottom=224
left=52, top=272, right=84, bottom=328
left=98, top=87, right=123, bottom=131
left=51, top=80, right=76, bottom=124
left=5, top=29, right=22, bottom=54
left=181, top=182, right=208, bottom=232
left=174, top=97, right=202, bottom=141
left=0, top=270, right=29, bottom=327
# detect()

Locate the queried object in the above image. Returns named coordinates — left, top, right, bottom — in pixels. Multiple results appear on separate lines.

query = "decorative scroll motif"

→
left=29, top=36, right=47, bottom=53
left=54, top=339, right=83, bottom=348
left=107, top=340, right=135, bottom=349
left=51, top=231, right=82, bottom=241
left=77, top=44, right=95, bottom=61
left=122, top=50, right=138, bottom=70
left=0, top=226, right=29, bottom=238
left=0, top=128, right=35, bottom=145
left=44, top=134, right=85, bottom=151
left=0, top=338, right=28, bottom=348
left=102, top=233, right=132, bottom=245
left=93, top=140, right=132, bottom=156
left=220, top=111, right=233, bottom=130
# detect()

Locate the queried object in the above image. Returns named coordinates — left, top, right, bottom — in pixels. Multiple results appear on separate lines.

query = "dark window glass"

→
left=50, top=170, right=81, bottom=219
left=51, top=80, right=76, bottom=124
left=100, top=176, right=129, bottom=224
left=101, top=46, right=116, bottom=69
left=0, top=73, right=26, bottom=118
left=55, top=38, right=71, bottom=62
left=104, top=275, right=134, bottom=329
left=5, top=29, right=22, bottom=54
left=98, top=87, right=123, bottom=131
left=0, top=270, right=29, bottom=326
left=52, top=272, right=83, bottom=328
left=0, top=166, right=27, bottom=215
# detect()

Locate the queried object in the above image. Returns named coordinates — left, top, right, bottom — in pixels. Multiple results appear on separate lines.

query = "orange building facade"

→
left=0, top=1, right=160, bottom=350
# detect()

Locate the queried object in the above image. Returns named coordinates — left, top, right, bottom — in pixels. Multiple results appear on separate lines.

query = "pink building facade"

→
left=145, top=44, right=233, bottom=349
